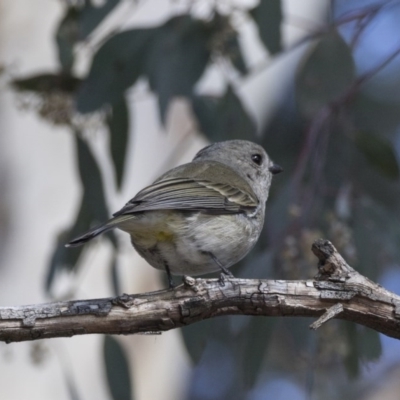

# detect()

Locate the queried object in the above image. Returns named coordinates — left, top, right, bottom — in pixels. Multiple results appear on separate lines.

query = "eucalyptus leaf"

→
left=56, top=7, right=80, bottom=72
left=46, top=135, right=116, bottom=292
left=250, top=0, right=282, bottom=55
left=145, top=15, right=212, bottom=123
left=192, top=86, right=256, bottom=142
left=225, top=33, right=247, bottom=75
left=76, top=136, right=108, bottom=220
left=353, top=93, right=400, bottom=137
left=110, top=252, right=121, bottom=296
left=80, top=0, right=122, bottom=39
left=352, top=196, right=400, bottom=281
left=76, top=136, right=117, bottom=247
left=46, top=197, right=91, bottom=292
left=343, top=322, right=360, bottom=378
left=104, top=335, right=133, bottom=400
left=264, top=181, right=295, bottom=242
left=354, top=131, right=399, bottom=179
left=296, top=31, right=355, bottom=118
left=210, top=13, right=247, bottom=75
left=181, top=319, right=215, bottom=365
left=241, top=317, right=276, bottom=388
left=358, top=327, right=382, bottom=361
left=107, top=96, right=130, bottom=189
left=76, top=28, right=157, bottom=112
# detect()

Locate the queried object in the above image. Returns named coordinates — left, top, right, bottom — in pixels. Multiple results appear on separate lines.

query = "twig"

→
left=310, top=303, right=344, bottom=330
left=1, top=240, right=400, bottom=343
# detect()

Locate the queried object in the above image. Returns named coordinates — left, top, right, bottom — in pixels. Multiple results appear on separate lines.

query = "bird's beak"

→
left=269, top=164, right=283, bottom=175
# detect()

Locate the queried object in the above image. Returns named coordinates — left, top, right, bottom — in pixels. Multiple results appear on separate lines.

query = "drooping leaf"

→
left=181, top=319, right=215, bottom=365
left=76, top=135, right=117, bottom=247
left=76, top=28, right=157, bottom=113
left=145, top=15, right=212, bottom=123
left=358, top=327, right=382, bottom=361
left=76, top=136, right=108, bottom=221
left=110, top=252, right=121, bottom=296
left=46, top=135, right=116, bottom=292
left=354, top=131, right=399, bottom=180
left=55, top=8, right=80, bottom=72
left=241, top=317, right=276, bottom=388
left=192, top=86, right=256, bottom=142
left=352, top=196, right=400, bottom=282
left=343, top=322, right=359, bottom=378
left=46, top=197, right=91, bottom=292
left=211, top=13, right=247, bottom=75
left=80, top=0, right=122, bottom=39
left=353, top=93, right=400, bottom=137
left=107, top=96, right=130, bottom=189
left=104, top=336, right=133, bottom=400
left=224, top=33, right=247, bottom=75
left=186, top=339, right=242, bottom=399
left=250, top=0, right=283, bottom=55
left=264, top=181, right=295, bottom=241
left=12, top=73, right=81, bottom=94
left=296, top=31, right=355, bottom=118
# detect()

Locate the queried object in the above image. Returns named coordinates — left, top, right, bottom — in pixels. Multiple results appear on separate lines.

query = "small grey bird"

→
left=67, top=140, right=282, bottom=286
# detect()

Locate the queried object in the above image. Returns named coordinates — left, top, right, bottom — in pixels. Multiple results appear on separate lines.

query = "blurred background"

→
left=1, top=0, right=400, bottom=399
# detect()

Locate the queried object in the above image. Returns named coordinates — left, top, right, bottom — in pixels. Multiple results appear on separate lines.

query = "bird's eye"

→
left=251, top=154, right=263, bottom=165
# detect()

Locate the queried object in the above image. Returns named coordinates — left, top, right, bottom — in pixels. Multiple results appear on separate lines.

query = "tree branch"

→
left=2, top=239, right=400, bottom=343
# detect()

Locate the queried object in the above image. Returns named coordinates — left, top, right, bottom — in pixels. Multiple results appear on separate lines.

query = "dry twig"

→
left=1, top=239, right=400, bottom=343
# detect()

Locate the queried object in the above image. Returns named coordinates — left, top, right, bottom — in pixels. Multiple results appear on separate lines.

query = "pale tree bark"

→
left=1, top=239, right=400, bottom=343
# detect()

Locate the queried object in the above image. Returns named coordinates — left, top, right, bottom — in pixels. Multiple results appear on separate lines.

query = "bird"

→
left=66, top=140, right=282, bottom=287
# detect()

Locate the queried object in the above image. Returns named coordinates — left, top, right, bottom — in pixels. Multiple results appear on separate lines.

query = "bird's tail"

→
left=65, top=216, right=130, bottom=248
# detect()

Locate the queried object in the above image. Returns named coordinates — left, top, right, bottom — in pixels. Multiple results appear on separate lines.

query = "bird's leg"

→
left=209, top=252, right=234, bottom=280
left=164, top=262, right=175, bottom=289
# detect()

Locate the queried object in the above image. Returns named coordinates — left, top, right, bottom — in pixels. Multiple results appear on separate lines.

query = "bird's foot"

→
left=164, top=262, right=175, bottom=289
left=218, top=268, right=234, bottom=286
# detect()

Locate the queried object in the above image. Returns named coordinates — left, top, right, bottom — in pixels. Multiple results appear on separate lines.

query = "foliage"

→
left=10, top=0, right=400, bottom=399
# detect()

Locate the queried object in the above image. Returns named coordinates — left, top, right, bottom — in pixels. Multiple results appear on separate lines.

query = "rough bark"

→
left=1, top=239, right=400, bottom=343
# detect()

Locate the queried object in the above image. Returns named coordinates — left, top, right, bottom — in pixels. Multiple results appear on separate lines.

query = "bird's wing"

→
left=113, top=177, right=258, bottom=216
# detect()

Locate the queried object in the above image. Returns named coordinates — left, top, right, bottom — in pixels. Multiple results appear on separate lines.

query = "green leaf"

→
left=192, top=86, right=256, bottom=142
left=46, top=197, right=92, bottom=292
left=46, top=133, right=117, bottom=292
left=145, top=15, right=212, bottom=123
left=211, top=13, right=247, bottom=75
left=76, top=135, right=117, bottom=247
left=12, top=73, right=81, bottom=94
left=241, top=317, right=275, bottom=388
left=353, top=93, right=400, bottom=137
left=263, top=183, right=295, bottom=246
left=104, top=336, right=133, bottom=400
left=358, top=327, right=382, bottom=361
left=342, top=323, right=381, bottom=378
left=46, top=134, right=116, bottom=292
left=343, top=322, right=359, bottom=378
left=107, top=96, right=130, bottom=189
left=110, top=252, right=121, bottom=296
left=181, top=319, right=215, bottom=365
left=76, top=136, right=108, bottom=220
left=225, top=33, right=247, bottom=75
left=354, top=131, right=399, bottom=179
left=80, top=0, right=122, bottom=39
left=76, top=28, right=157, bottom=113
left=296, top=31, right=355, bottom=118
left=55, top=8, right=80, bottom=72
left=250, top=0, right=282, bottom=55
left=352, top=196, right=400, bottom=281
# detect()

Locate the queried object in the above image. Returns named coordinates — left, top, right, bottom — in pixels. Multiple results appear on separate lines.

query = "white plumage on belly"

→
left=117, top=209, right=262, bottom=276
